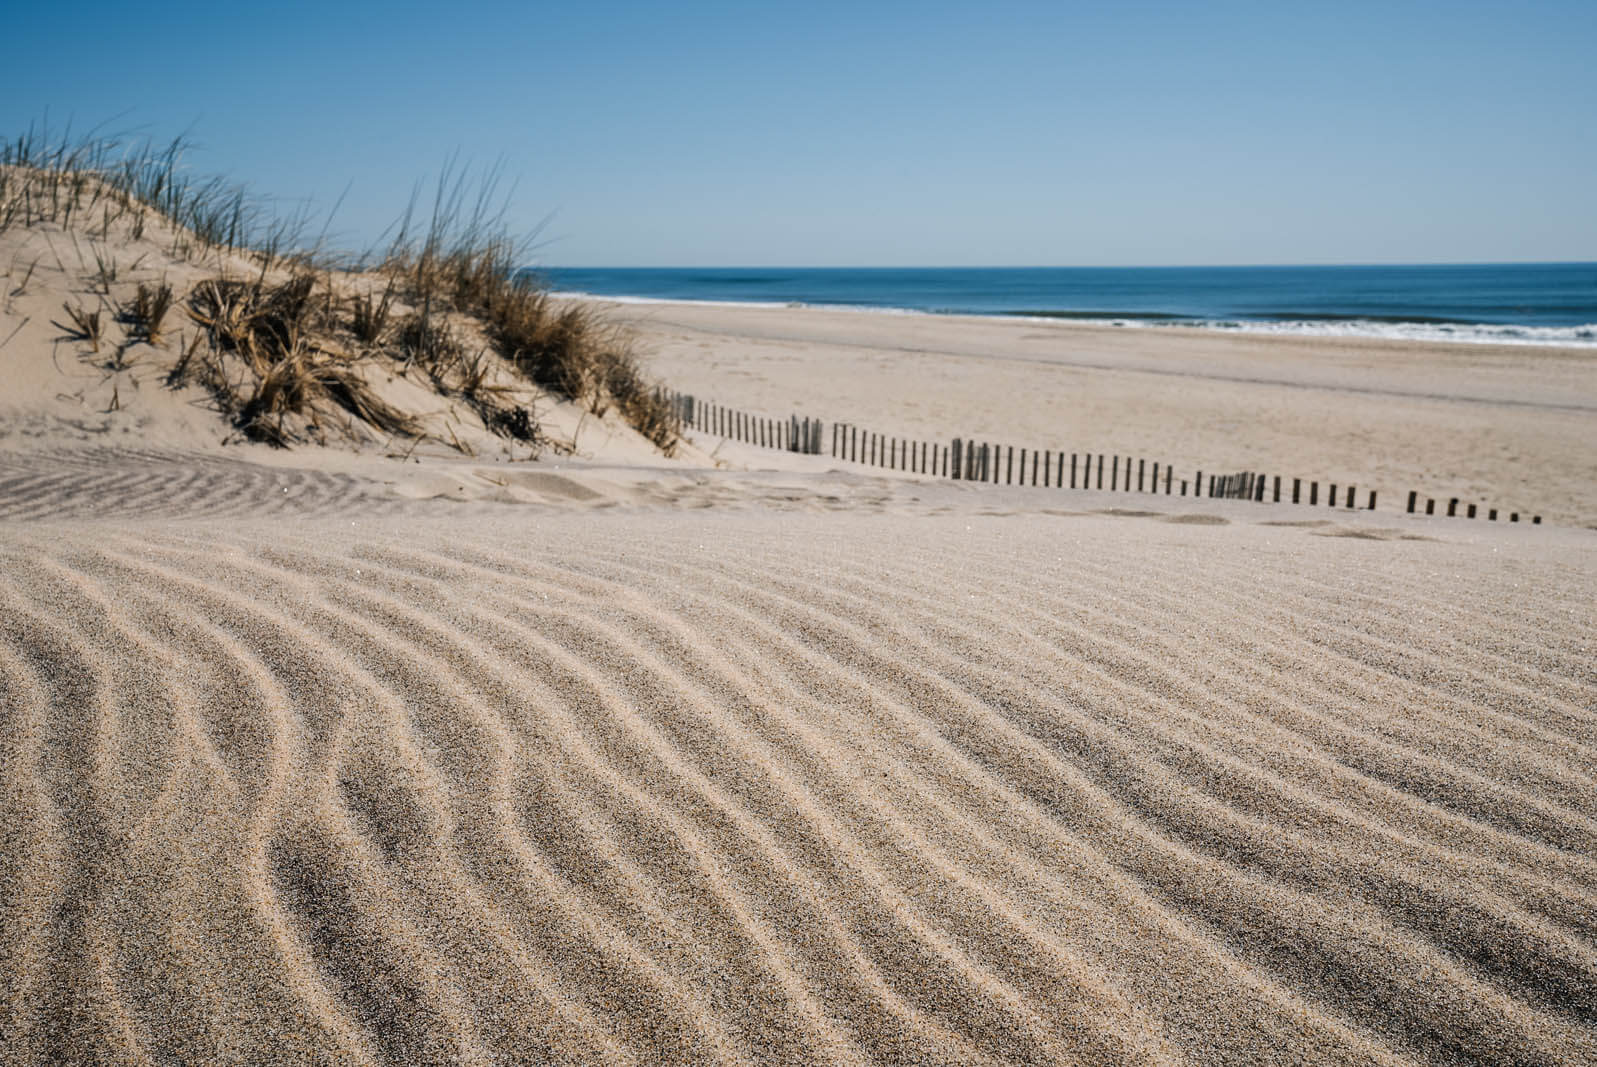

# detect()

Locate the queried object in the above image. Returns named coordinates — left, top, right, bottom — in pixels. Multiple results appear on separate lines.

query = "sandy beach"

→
left=3, top=166, right=1596, bottom=1065
left=605, top=299, right=1597, bottom=528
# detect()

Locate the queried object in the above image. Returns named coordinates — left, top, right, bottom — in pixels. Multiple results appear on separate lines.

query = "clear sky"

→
left=4, top=1, right=1593, bottom=267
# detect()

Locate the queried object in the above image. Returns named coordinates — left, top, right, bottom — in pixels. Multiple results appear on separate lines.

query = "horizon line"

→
left=531, top=260, right=1597, bottom=271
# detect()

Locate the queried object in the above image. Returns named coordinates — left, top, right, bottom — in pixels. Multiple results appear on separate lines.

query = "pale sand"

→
left=603, top=300, right=1597, bottom=527
left=3, top=211, right=1597, bottom=1062
left=1, top=449, right=1595, bottom=1065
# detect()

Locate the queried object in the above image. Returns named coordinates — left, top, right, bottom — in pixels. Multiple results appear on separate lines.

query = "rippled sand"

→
left=2, top=450, right=1594, bottom=1065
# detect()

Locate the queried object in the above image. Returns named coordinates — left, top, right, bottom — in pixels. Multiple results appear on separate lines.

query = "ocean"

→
left=539, top=264, right=1597, bottom=347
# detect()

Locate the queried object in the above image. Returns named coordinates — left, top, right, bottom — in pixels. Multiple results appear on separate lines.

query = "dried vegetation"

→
left=3, top=124, right=680, bottom=453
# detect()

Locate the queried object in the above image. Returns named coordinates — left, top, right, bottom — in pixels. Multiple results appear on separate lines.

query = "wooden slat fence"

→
left=657, top=389, right=1542, bottom=524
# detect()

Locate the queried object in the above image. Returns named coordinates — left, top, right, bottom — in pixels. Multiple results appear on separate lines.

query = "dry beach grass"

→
left=2, top=132, right=1596, bottom=1065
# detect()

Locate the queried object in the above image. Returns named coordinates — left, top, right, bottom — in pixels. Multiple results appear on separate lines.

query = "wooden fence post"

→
left=1330, top=484, right=1338, bottom=508
left=1008, top=447, right=1016, bottom=485
left=1489, top=508, right=1497, bottom=520
left=1426, top=499, right=1435, bottom=515
left=1367, top=490, right=1376, bottom=510
left=951, top=438, right=963, bottom=480
left=1292, top=477, right=1301, bottom=504
left=1181, top=479, right=1188, bottom=496
left=1447, top=498, right=1457, bottom=517
left=1310, top=481, right=1318, bottom=506
left=1407, top=490, right=1416, bottom=514
left=1272, top=475, right=1281, bottom=502
left=1467, top=504, right=1477, bottom=518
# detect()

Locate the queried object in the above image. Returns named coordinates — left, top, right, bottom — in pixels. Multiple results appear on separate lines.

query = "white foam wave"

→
left=548, top=291, right=1597, bottom=348
left=1178, top=318, right=1597, bottom=347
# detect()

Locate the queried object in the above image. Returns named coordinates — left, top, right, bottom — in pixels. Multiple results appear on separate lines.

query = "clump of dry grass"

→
left=397, top=302, right=460, bottom=370
left=186, top=275, right=420, bottom=447
left=125, top=281, right=173, bottom=344
left=56, top=300, right=103, bottom=352
left=351, top=279, right=394, bottom=343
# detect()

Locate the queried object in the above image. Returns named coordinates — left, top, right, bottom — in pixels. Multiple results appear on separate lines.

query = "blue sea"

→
left=539, top=264, right=1597, bottom=347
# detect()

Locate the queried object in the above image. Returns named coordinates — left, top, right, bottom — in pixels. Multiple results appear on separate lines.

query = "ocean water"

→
left=539, top=264, right=1597, bottom=347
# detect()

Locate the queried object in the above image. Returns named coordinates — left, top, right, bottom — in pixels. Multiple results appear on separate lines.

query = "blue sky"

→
left=4, top=1, right=1593, bottom=266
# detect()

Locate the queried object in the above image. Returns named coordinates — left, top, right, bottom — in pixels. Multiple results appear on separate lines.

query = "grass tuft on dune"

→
left=0, top=125, right=678, bottom=455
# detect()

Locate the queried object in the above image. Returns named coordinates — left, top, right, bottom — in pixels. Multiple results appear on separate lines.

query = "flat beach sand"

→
left=607, top=299, right=1597, bottom=528
left=3, top=292, right=1596, bottom=1064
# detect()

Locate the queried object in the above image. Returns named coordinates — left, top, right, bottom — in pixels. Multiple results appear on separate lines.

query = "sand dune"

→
left=3, top=450, right=1594, bottom=1065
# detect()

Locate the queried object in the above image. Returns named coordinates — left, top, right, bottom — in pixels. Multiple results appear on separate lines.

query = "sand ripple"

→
left=2, top=456, right=1595, bottom=1064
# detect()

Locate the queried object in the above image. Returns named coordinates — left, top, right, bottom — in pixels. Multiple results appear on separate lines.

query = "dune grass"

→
left=126, top=281, right=174, bottom=344
left=377, top=158, right=679, bottom=450
left=3, top=122, right=679, bottom=453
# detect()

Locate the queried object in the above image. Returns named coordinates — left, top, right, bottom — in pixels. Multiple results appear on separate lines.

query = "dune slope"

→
left=2, top=451, right=1594, bottom=1065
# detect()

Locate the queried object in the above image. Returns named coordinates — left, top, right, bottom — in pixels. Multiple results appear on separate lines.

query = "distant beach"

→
left=543, top=263, right=1597, bottom=347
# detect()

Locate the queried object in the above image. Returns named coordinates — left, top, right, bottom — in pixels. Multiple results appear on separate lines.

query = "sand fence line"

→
left=658, top=390, right=1543, bottom=525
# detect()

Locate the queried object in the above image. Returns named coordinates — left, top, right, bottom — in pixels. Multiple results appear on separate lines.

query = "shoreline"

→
left=602, top=296, right=1597, bottom=527
left=544, top=289, right=1597, bottom=351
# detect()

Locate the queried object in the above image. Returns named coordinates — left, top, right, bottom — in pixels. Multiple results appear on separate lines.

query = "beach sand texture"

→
left=2, top=447, right=1595, bottom=1065
left=3, top=168, right=1595, bottom=1061
left=608, top=300, right=1597, bottom=528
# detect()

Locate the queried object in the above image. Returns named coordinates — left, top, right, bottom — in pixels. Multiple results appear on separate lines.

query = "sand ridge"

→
left=2, top=448, right=1595, bottom=1065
